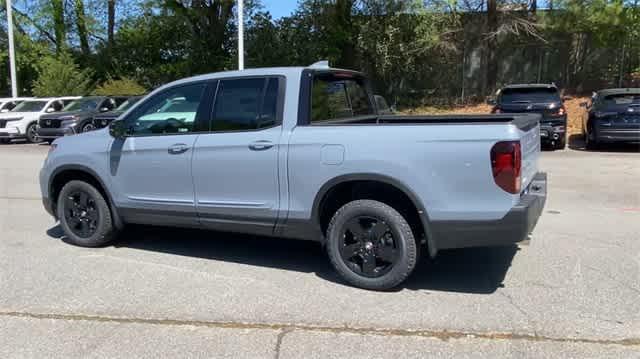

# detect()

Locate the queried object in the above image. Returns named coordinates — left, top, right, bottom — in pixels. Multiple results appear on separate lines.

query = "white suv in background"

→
left=0, top=97, right=80, bottom=144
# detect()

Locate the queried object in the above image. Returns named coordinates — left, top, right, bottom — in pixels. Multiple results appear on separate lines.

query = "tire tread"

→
left=326, top=199, right=418, bottom=290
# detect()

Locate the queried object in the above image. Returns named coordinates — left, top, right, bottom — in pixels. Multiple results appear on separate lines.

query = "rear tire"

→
left=585, top=126, right=598, bottom=150
left=326, top=200, right=418, bottom=290
left=554, top=136, right=566, bottom=150
left=57, top=180, right=117, bottom=247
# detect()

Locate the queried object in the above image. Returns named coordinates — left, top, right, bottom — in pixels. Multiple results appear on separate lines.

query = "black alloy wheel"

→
left=326, top=200, right=418, bottom=290
left=339, top=216, right=399, bottom=278
left=63, top=190, right=100, bottom=238
left=57, top=180, right=117, bottom=247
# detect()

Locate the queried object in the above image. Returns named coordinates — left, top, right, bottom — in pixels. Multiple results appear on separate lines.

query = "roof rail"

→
left=309, top=60, right=330, bottom=69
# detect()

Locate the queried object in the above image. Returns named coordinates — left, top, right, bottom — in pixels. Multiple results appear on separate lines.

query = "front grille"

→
left=39, top=118, right=62, bottom=128
left=0, top=120, right=6, bottom=129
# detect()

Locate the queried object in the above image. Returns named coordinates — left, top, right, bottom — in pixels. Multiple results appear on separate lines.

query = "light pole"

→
left=6, top=0, right=18, bottom=97
left=238, top=0, right=244, bottom=70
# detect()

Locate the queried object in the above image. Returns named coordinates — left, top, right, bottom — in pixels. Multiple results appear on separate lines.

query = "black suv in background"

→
left=581, top=88, right=640, bottom=149
left=37, top=96, right=129, bottom=140
left=91, top=96, right=143, bottom=130
left=489, top=84, right=567, bottom=149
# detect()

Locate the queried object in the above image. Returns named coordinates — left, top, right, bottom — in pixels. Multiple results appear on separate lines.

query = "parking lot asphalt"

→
left=0, top=141, right=639, bottom=358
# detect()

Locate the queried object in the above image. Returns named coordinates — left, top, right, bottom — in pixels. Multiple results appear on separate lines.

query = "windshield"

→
left=63, top=98, right=100, bottom=112
left=601, top=94, right=640, bottom=106
left=12, top=101, right=48, bottom=112
left=115, top=97, right=142, bottom=111
left=500, top=88, right=560, bottom=104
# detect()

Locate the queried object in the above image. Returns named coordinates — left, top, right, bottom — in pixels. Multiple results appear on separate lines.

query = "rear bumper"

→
left=432, top=172, right=547, bottom=250
left=595, top=128, right=640, bottom=143
left=539, top=122, right=566, bottom=143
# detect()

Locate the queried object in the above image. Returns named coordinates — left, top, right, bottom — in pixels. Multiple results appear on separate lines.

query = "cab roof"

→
left=502, top=83, right=558, bottom=90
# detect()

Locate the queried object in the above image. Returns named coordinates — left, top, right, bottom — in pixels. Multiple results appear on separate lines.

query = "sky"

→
left=262, top=0, right=299, bottom=19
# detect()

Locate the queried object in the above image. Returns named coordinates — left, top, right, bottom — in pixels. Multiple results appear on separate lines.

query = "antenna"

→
left=309, top=60, right=330, bottom=69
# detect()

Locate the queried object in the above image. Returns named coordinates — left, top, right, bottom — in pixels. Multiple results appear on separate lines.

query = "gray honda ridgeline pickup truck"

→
left=40, top=64, right=547, bottom=290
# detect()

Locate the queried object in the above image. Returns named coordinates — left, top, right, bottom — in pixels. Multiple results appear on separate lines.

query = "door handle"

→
left=168, top=143, right=189, bottom=155
left=249, top=140, right=274, bottom=151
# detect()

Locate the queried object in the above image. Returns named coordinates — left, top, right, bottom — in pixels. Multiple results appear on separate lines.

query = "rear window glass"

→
left=311, top=73, right=374, bottom=123
left=602, top=94, right=640, bottom=106
left=500, top=87, right=560, bottom=104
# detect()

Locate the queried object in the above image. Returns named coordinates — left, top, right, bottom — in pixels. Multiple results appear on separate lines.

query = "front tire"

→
left=57, top=180, right=116, bottom=247
left=25, top=123, right=39, bottom=143
left=326, top=200, right=418, bottom=290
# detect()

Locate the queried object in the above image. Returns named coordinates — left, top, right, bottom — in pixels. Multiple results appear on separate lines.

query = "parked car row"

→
left=0, top=95, right=139, bottom=144
left=489, top=84, right=640, bottom=150
left=580, top=88, right=640, bottom=149
left=489, top=83, right=568, bottom=150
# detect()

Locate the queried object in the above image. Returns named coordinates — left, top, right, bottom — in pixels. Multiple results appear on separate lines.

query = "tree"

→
left=74, top=0, right=90, bottom=56
left=93, top=76, right=146, bottom=95
left=51, top=0, right=66, bottom=53
left=32, top=52, right=94, bottom=96
left=107, top=0, right=115, bottom=48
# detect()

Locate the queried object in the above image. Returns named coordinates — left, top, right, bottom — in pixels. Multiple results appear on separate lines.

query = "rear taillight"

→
left=491, top=141, right=521, bottom=194
left=553, top=106, right=566, bottom=116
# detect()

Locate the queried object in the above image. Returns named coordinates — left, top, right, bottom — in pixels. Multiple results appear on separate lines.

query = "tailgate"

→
left=519, top=120, right=541, bottom=191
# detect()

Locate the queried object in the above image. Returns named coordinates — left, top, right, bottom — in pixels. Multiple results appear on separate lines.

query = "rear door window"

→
left=311, top=73, right=374, bottom=123
left=210, top=77, right=281, bottom=132
left=500, top=88, right=560, bottom=104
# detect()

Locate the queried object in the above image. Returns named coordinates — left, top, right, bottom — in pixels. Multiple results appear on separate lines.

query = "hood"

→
left=50, top=127, right=113, bottom=156
left=40, top=110, right=93, bottom=119
left=0, top=111, right=37, bottom=119
left=94, top=110, right=124, bottom=120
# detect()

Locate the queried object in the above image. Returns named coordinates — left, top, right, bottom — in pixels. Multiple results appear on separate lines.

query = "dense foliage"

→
left=0, top=0, right=638, bottom=106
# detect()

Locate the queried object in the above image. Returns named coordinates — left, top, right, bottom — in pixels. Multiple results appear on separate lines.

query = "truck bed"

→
left=309, top=113, right=541, bottom=131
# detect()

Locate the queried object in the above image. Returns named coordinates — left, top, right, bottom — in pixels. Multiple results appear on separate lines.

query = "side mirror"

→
left=0, top=109, right=8, bottom=113
left=46, top=107, right=55, bottom=113
left=100, top=107, right=110, bottom=112
left=487, top=98, right=497, bottom=106
left=109, top=119, right=129, bottom=139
